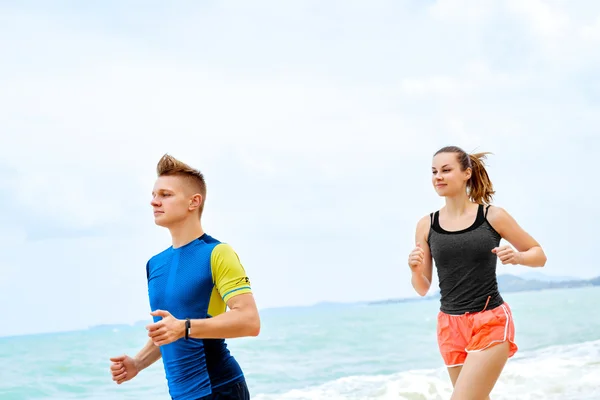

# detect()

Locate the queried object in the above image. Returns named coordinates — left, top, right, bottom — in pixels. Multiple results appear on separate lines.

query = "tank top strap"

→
left=484, top=204, right=492, bottom=218
left=473, top=204, right=487, bottom=226
left=476, top=203, right=485, bottom=221
left=431, top=206, right=485, bottom=234
left=432, top=210, right=440, bottom=228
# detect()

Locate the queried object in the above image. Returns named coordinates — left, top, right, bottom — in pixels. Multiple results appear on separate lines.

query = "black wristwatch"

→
left=185, top=318, right=191, bottom=340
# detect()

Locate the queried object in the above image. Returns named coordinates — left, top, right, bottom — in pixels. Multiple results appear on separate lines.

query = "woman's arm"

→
left=486, top=206, right=547, bottom=267
left=410, top=215, right=434, bottom=296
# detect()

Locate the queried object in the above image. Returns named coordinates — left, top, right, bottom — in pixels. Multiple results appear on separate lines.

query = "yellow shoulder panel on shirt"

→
left=210, top=243, right=252, bottom=304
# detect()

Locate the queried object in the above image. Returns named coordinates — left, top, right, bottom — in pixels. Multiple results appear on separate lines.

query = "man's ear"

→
left=189, top=194, right=203, bottom=211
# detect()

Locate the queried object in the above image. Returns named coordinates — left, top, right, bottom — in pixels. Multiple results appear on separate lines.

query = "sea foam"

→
left=253, top=339, right=600, bottom=400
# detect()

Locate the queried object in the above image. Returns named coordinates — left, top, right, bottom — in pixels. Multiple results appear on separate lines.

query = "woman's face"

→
left=431, top=152, right=471, bottom=197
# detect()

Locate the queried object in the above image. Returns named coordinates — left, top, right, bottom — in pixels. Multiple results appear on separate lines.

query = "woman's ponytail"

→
left=468, top=152, right=495, bottom=205
left=434, top=146, right=495, bottom=205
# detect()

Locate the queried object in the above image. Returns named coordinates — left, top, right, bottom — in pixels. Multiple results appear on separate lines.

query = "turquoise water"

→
left=1, top=287, right=599, bottom=399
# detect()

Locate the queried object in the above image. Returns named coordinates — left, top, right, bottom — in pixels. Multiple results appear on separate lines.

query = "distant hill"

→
left=88, top=323, right=129, bottom=331
left=97, top=274, right=600, bottom=323
left=369, top=293, right=439, bottom=306
left=88, top=319, right=150, bottom=331
left=497, top=273, right=599, bottom=292
left=516, top=271, right=579, bottom=282
left=369, top=273, right=600, bottom=306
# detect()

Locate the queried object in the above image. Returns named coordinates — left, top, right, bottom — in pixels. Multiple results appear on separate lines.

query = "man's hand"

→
left=147, top=309, right=185, bottom=346
left=109, top=355, right=139, bottom=384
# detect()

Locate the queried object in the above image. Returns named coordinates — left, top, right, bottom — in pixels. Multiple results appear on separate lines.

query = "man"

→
left=110, top=154, right=260, bottom=400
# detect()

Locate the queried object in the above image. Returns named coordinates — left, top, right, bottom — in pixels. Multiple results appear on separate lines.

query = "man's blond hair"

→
left=156, top=154, right=207, bottom=216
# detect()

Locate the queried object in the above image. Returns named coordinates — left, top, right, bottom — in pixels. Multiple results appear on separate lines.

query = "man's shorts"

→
left=437, top=302, right=518, bottom=367
left=199, top=379, right=250, bottom=400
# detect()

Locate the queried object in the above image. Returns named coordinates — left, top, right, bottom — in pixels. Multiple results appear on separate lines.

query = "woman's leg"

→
left=448, top=366, right=490, bottom=400
left=449, top=341, right=509, bottom=400
left=447, top=365, right=462, bottom=386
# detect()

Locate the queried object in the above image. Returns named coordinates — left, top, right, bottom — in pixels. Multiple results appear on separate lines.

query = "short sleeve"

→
left=210, top=243, right=252, bottom=303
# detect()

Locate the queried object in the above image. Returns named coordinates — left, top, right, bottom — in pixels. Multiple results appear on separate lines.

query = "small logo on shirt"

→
left=236, top=276, right=251, bottom=286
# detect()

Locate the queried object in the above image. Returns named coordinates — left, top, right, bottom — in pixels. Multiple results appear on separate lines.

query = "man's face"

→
left=150, top=175, right=201, bottom=227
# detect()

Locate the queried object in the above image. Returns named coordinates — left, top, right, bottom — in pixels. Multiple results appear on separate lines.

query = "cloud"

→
left=506, top=0, right=570, bottom=39
left=429, top=0, right=498, bottom=21
left=1, top=0, right=599, bottom=335
left=581, top=16, right=600, bottom=41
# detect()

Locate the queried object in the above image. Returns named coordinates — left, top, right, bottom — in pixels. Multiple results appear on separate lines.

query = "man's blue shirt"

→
left=146, top=234, right=252, bottom=400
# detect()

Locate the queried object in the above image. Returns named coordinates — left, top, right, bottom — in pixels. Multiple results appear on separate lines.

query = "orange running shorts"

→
left=436, top=302, right=518, bottom=367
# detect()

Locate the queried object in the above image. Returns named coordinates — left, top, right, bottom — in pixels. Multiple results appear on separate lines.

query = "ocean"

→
left=1, top=286, right=599, bottom=400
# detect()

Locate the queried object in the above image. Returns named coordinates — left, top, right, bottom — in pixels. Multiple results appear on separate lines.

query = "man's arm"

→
left=146, top=243, right=261, bottom=345
left=188, top=293, right=260, bottom=339
left=110, top=338, right=162, bottom=384
left=187, top=242, right=260, bottom=339
left=147, top=297, right=260, bottom=345
left=134, top=338, right=162, bottom=370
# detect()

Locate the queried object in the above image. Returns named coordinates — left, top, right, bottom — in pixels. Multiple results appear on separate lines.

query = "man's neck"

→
left=169, top=218, right=205, bottom=249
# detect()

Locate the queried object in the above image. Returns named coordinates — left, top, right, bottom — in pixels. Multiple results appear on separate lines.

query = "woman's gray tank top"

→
left=427, top=204, right=504, bottom=315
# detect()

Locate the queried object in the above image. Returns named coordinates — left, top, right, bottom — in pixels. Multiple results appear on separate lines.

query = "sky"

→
left=1, top=0, right=599, bottom=337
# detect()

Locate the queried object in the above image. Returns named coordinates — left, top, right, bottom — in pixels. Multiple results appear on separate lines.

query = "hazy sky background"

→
left=1, top=0, right=599, bottom=337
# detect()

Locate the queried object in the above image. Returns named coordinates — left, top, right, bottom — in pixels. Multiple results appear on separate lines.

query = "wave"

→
left=253, top=339, right=600, bottom=400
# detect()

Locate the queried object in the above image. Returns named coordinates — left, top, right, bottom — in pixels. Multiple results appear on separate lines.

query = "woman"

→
left=408, top=146, right=547, bottom=400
